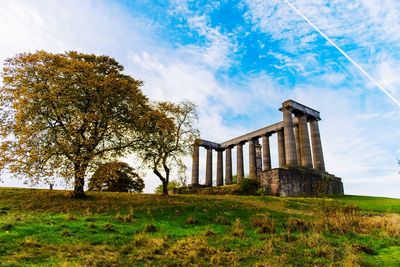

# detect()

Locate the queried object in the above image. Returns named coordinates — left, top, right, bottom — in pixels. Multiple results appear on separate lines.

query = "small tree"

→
left=0, top=51, right=148, bottom=197
left=137, top=101, right=199, bottom=195
left=88, top=161, right=144, bottom=192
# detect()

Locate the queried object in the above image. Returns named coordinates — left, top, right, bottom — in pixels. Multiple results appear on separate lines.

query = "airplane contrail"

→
left=283, top=0, right=400, bottom=107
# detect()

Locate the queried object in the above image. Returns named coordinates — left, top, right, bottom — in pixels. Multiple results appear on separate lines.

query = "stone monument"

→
left=190, top=100, right=344, bottom=196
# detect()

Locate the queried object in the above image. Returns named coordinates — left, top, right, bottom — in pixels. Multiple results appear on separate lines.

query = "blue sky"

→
left=0, top=0, right=399, bottom=197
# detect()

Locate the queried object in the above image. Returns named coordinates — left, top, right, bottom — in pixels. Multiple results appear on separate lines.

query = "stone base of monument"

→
left=259, top=167, right=344, bottom=197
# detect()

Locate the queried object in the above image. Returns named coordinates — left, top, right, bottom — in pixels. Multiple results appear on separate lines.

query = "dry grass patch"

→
left=169, top=236, right=215, bottom=264
left=312, top=204, right=360, bottom=234
left=358, top=213, right=400, bottom=237
left=119, top=232, right=166, bottom=261
left=19, top=236, right=42, bottom=248
left=214, top=215, right=231, bottom=225
left=114, top=211, right=135, bottom=223
left=185, top=215, right=198, bottom=225
left=169, top=236, right=240, bottom=266
left=311, top=204, right=400, bottom=237
left=251, top=214, right=275, bottom=234
left=285, top=218, right=309, bottom=234
left=231, top=218, right=245, bottom=237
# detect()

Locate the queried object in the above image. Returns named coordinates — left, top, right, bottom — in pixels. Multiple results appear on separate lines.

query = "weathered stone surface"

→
left=259, top=168, right=344, bottom=196
left=277, top=129, right=286, bottom=167
left=225, top=147, right=233, bottom=185
left=191, top=144, right=199, bottom=185
left=216, top=150, right=224, bottom=186
left=248, top=139, right=257, bottom=180
left=262, top=135, right=271, bottom=171
left=298, top=114, right=313, bottom=168
left=310, top=119, right=325, bottom=171
left=294, top=125, right=301, bottom=165
left=282, top=107, right=298, bottom=165
left=255, top=140, right=262, bottom=178
left=280, top=99, right=321, bottom=120
left=236, top=143, right=244, bottom=183
left=205, top=148, right=213, bottom=186
left=220, top=121, right=283, bottom=148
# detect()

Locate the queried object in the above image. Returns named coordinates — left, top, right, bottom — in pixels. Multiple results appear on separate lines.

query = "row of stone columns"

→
left=191, top=114, right=325, bottom=186
left=191, top=135, right=272, bottom=186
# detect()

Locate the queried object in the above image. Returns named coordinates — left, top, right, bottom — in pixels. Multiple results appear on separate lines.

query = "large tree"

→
left=137, top=101, right=199, bottom=195
left=0, top=51, right=148, bottom=197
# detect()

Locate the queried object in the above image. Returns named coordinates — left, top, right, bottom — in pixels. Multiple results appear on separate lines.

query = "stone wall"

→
left=259, top=168, right=344, bottom=196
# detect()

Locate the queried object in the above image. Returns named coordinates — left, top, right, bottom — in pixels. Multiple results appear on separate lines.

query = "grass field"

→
left=0, top=187, right=399, bottom=266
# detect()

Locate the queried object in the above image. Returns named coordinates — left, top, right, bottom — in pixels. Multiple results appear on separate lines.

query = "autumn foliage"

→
left=0, top=51, right=148, bottom=197
left=137, top=101, right=199, bottom=195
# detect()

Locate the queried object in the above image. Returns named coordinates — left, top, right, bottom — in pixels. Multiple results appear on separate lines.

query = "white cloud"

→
left=242, top=0, right=400, bottom=99
left=243, top=0, right=317, bottom=52
left=168, top=2, right=239, bottom=70
left=184, top=15, right=238, bottom=69
left=129, top=51, right=222, bottom=105
left=375, top=54, right=400, bottom=100
left=244, top=0, right=400, bottom=49
left=0, top=0, right=160, bottom=66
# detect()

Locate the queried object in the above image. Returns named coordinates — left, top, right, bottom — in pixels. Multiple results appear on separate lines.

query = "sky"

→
left=0, top=0, right=399, bottom=198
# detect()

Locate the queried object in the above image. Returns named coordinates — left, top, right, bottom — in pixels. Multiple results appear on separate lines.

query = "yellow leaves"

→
left=0, top=51, right=148, bottom=189
left=136, top=100, right=199, bottom=183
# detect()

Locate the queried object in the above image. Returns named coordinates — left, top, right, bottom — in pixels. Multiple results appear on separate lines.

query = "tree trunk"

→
left=163, top=163, right=170, bottom=196
left=72, top=162, right=87, bottom=198
left=162, top=180, right=169, bottom=196
left=153, top=167, right=169, bottom=196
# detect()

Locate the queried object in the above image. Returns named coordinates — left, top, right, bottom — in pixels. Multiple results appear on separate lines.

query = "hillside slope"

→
left=0, top=187, right=399, bottom=266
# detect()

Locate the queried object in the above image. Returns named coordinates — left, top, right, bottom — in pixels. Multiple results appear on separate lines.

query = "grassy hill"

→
left=0, top=187, right=399, bottom=266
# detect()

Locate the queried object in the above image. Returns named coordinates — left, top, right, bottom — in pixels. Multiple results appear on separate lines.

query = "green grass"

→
left=364, top=246, right=400, bottom=267
left=0, top=187, right=399, bottom=266
left=334, top=195, right=400, bottom=213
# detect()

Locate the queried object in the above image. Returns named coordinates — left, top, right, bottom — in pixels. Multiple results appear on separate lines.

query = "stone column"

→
left=277, top=129, right=286, bottom=168
left=225, top=147, right=233, bottom=185
left=205, top=148, right=213, bottom=186
left=282, top=107, right=298, bottom=165
left=216, top=149, right=224, bottom=186
left=191, top=144, right=199, bottom=185
left=262, top=135, right=271, bottom=171
left=298, top=114, right=313, bottom=168
left=255, top=140, right=262, bottom=177
left=310, top=119, right=325, bottom=171
left=236, top=143, right=244, bottom=183
left=249, top=139, right=257, bottom=180
left=294, top=126, right=301, bottom=165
